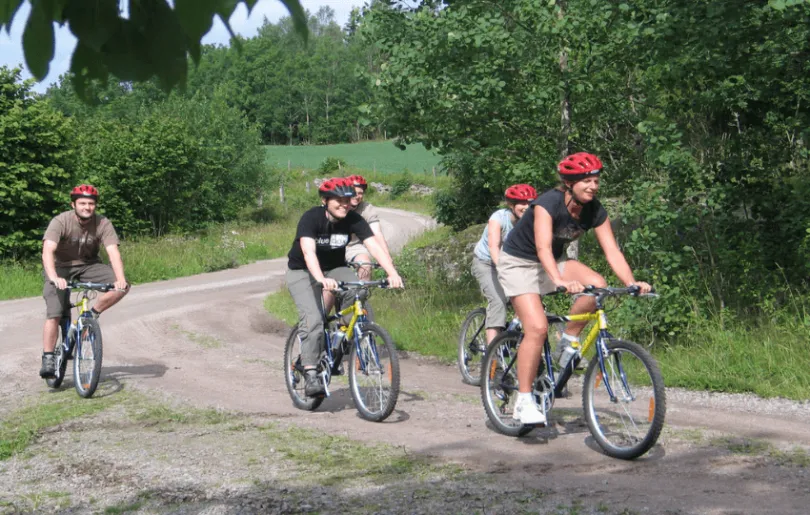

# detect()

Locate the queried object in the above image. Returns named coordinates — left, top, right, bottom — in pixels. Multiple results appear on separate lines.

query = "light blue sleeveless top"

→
left=473, top=208, right=514, bottom=263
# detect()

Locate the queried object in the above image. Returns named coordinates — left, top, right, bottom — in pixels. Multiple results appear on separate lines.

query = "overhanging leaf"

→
left=23, top=0, right=55, bottom=80
left=0, top=0, right=24, bottom=28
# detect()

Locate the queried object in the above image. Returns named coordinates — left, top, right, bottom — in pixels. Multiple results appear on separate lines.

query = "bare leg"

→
left=92, top=288, right=129, bottom=314
left=486, top=328, right=501, bottom=344
left=43, top=317, right=60, bottom=353
left=512, top=293, right=548, bottom=394
left=561, top=261, right=606, bottom=337
left=354, top=253, right=373, bottom=281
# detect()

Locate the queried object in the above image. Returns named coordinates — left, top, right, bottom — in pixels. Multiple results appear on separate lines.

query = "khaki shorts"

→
left=345, top=243, right=371, bottom=263
left=43, top=263, right=117, bottom=319
left=497, top=252, right=567, bottom=298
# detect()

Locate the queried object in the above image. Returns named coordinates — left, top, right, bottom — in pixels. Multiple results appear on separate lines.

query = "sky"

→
left=0, top=0, right=365, bottom=93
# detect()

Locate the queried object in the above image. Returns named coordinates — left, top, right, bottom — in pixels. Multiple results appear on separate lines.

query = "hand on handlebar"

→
left=386, top=274, right=404, bottom=289
left=628, top=281, right=652, bottom=295
left=114, top=280, right=129, bottom=292
left=554, top=279, right=585, bottom=294
left=49, top=277, right=68, bottom=290
left=320, top=278, right=340, bottom=291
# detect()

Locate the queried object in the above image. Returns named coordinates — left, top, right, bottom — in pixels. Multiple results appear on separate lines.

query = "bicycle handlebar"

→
left=63, top=281, right=122, bottom=292
left=333, top=279, right=389, bottom=291
left=346, top=261, right=382, bottom=269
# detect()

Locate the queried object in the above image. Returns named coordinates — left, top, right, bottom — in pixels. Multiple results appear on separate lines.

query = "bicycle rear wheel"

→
left=458, top=307, right=487, bottom=386
left=46, top=321, right=69, bottom=389
left=283, top=325, right=324, bottom=411
left=74, top=318, right=103, bottom=398
left=349, top=323, right=400, bottom=422
left=480, top=331, right=533, bottom=437
left=582, top=339, right=666, bottom=460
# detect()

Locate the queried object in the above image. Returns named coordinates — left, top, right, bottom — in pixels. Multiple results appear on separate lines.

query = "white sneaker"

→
left=512, top=395, right=546, bottom=425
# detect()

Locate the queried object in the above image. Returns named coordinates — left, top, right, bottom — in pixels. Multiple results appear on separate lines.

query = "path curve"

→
left=1, top=207, right=807, bottom=515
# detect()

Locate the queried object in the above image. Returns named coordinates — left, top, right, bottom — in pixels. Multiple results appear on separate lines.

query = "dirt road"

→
left=1, top=207, right=808, bottom=514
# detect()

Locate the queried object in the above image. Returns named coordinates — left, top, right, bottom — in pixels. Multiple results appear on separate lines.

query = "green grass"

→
left=0, top=392, right=122, bottom=460
left=653, top=316, right=810, bottom=400
left=0, top=261, right=43, bottom=300
left=265, top=140, right=442, bottom=174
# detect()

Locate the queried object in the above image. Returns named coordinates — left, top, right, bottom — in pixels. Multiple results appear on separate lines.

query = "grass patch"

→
left=259, top=424, right=463, bottom=486
left=264, top=140, right=442, bottom=174
left=0, top=392, right=121, bottom=461
left=171, top=325, right=223, bottom=349
left=653, top=315, right=810, bottom=400
left=125, top=400, right=230, bottom=427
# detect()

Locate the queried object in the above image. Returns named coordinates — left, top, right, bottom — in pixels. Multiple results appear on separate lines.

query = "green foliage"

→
left=264, top=140, right=441, bottom=174
left=0, top=0, right=307, bottom=99
left=318, top=156, right=347, bottom=174
left=68, top=88, right=265, bottom=237
left=364, top=0, right=810, bottom=335
left=0, top=67, right=73, bottom=259
left=389, top=173, right=412, bottom=199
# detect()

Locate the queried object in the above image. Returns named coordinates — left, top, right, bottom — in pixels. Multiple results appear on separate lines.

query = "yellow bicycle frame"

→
left=335, top=298, right=366, bottom=340
left=560, top=309, right=608, bottom=356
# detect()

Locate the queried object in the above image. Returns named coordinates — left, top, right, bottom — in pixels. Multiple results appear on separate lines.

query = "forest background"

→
left=2, top=0, right=809, bottom=396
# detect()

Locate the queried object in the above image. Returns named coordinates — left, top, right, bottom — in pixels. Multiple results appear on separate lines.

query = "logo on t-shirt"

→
left=316, top=234, right=349, bottom=249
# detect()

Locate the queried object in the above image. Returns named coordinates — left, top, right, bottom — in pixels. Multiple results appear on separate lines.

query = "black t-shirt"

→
left=503, top=189, right=608, bottom=262
left=287, top=206, right=374, bottom=271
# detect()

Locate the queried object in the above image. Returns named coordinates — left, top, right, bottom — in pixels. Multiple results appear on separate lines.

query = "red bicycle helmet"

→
left=557, top=152, right=602, bottom=181
left=504, top=184, right=537, bottom=202
left=319, top=177, right=356, bottom=198
left=347, top=174, right=368, bottom=190
left=70, top=184, right=99, bottom=201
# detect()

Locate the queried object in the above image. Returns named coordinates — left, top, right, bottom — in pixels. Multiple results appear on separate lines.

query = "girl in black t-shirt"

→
left=285, top=177, right=403, bottom=399
left=497, top=152, right=651, bottom=425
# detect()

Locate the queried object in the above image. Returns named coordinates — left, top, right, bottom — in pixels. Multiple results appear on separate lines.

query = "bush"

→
left=318, top=156, right=347, bottom=174
left=390, top=173, right=413, bottom=199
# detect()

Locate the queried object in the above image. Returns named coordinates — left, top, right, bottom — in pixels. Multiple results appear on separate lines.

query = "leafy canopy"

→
left=0, top=0, right=307, bottom=98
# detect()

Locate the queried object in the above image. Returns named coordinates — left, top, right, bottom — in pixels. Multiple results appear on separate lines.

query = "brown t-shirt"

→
left=347, top=201, right=381, bottom=248
left=43, top=211, right=120, bottom=267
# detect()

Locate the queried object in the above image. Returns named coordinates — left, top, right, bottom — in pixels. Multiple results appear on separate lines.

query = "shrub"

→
left=318, top=157, right=347, bottom=174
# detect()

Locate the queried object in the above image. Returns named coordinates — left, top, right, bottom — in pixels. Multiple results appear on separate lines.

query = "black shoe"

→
left=304, top=370, right=325, bottom=397
left=39, top=354, right=56, bottom=378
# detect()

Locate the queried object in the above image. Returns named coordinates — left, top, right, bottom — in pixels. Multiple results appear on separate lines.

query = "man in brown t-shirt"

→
left=39, top=184, right=129, bottom=378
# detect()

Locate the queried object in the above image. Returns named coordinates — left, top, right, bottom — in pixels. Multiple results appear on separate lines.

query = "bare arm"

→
left=593, top=219, right=636, bottom=286
left=300, top=237, right=333, bottom=286
left=364, top=236, right=403, bottom=288
left=42, top=240, right=66, bottom=289
left=534, top=206, right=566, bottom=285
left=369, top=221, right=391, bottom=259
left=105, top=244, right=129, bottom=290
left=486, top=220, right=503, bottom=266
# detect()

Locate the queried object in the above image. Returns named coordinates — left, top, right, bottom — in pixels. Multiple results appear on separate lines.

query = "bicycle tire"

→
left=582, top=339, right=666, bottom=460
left=458, top=307, right=487, bottom=386
left=74, top=318, right=103, bottom=398
left=46, top=323, right=69, bottom=389
left=349, top=322, right=400, bottom=422
left=480, top=331, right=533, bottom=437
left=283, top=325, right=325, bottom=411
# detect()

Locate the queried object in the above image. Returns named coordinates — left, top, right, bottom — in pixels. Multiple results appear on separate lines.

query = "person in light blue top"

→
left=470, top=184, right=537, bottom=345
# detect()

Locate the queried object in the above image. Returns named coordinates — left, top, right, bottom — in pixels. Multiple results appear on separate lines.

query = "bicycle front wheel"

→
left=458, top=307, right=487, bottom=386
left=283, top=325, right=324, bottom=411
left=480, top=331, right=533, bottom=437
left=582, top=339, right=666, bottom=460
left=74, top=318, right=103, bottom=398
left=349, top=323, right=400, bottom=422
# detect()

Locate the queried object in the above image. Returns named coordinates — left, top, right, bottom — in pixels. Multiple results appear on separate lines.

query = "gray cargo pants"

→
left=471, top=255, right=508, bottom=329
left=286, top=267, right=358, bottom=367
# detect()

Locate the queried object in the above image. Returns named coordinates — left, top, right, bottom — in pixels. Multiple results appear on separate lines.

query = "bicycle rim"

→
left=583, top=339, right=666, bottom=459
left=480, top=332, right=533, bottom=437
left=458, top=308, right=487, bottom=386
left=74, top=319, right=103, bottom=398
left=349, top=323, right=399, bottom=422
left=283, top=325, right=324, bottom=411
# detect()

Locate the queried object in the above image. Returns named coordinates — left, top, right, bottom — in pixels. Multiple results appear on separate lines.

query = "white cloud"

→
left=0, top=0, right=364, bottom=93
